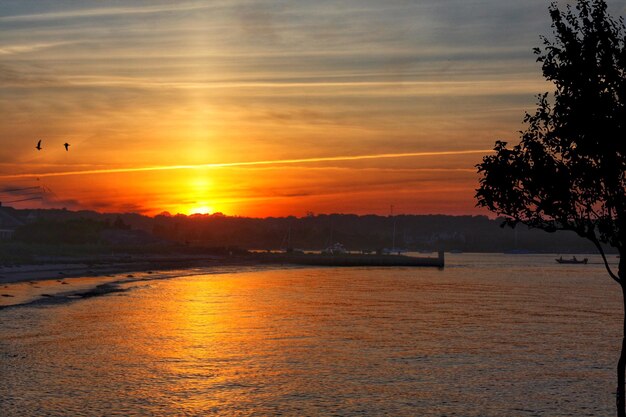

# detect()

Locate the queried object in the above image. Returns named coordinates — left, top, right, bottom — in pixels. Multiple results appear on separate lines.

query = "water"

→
left=0, top=254, right=622, bottom=416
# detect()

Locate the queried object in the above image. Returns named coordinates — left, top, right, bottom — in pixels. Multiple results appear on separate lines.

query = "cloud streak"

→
left=0, top=2, right=216, bottom=22
left=0, top=149, right=492, bottom=179
left=0, top=42, right=71, bottom=55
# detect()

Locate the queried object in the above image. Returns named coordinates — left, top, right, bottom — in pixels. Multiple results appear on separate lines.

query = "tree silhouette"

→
left=476, top=0, right=626, bottom=414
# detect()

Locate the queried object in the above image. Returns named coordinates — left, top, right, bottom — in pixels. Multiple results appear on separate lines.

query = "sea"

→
left=0, top=253, right=621, bottom=416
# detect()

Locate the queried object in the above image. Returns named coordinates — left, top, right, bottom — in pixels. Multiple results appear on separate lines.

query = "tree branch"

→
left=590, top=234, right=621, bottom=283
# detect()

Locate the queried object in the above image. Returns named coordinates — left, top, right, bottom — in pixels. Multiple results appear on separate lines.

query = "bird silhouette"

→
left=64, top=143, right=70, bottom=151
left=35, top=140, right=42, bottom=151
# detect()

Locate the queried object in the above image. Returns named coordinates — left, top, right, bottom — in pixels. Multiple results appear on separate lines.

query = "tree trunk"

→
left=618, top=281, right=626, bottom=417
left=618, top=250, right=626, bottom=417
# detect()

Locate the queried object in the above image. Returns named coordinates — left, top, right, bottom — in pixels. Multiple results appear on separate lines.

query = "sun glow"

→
left=188, top=205, right=214, bottom=215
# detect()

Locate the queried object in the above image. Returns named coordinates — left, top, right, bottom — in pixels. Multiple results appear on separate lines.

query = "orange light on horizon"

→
left=187, top=205, right=214, bottom=215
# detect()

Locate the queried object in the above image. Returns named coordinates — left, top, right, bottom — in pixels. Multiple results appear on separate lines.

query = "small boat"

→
left=556, top=256, right=588, bottom=264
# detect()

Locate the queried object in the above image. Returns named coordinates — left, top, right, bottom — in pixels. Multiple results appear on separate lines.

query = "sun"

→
left=188, top=205, right=214, bottom=215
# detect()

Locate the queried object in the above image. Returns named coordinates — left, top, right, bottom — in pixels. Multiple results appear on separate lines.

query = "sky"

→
left=1, top=0, right=624, bottom=217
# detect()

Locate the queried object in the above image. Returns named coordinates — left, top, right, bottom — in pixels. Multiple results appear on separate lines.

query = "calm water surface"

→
left=0, top=254, right=621, bottom=416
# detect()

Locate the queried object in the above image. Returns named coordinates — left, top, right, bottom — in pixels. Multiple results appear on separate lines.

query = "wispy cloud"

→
left=0, top=2, right=216, bottom=22
left=1, top=73, right=547, bottom=97
left=0, top=42, right=71, bottom=55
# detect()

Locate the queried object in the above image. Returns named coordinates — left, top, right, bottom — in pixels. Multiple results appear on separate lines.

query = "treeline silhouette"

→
left=13, top=216, right=130, bottom=245
left=2, top=207, right=606, bottom=253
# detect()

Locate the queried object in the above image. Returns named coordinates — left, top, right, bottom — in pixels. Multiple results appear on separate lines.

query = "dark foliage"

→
left=13, top=218, right=108, bottom=244
left=3, top=208, right=602, bottom=253
left=476, top=0, right=626, bottom=255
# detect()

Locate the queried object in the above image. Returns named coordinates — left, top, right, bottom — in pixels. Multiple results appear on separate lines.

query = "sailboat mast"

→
left=391, top=205, right=396, bottom=251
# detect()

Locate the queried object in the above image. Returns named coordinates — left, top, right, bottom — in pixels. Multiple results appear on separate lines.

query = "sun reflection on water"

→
left=0, top=257, right=621, bottom=416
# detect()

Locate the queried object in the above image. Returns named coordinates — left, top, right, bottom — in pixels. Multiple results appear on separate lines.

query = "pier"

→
left=264, top=251, right=444, bottom=268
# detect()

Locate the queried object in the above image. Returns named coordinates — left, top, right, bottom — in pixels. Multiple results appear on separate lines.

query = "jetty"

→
left=261, top=250, right=444, bottom=268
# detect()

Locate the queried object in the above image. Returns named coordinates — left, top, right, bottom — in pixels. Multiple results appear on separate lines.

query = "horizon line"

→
left=0, top=149, right=492, bottom=179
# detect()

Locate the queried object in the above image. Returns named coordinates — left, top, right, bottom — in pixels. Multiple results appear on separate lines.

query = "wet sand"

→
left=0, top=254, right=274, bottom=309
left=0, top=254, right=237, bottom=284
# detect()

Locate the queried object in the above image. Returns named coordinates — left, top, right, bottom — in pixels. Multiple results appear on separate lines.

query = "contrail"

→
left=0, top=149, right=492, bottom=179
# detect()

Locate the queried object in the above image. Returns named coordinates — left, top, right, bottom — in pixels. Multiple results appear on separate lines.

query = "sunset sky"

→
left=2, top=1, right=622, bottom=217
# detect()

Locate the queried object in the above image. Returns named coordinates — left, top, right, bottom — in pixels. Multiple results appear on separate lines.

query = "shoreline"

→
left=0, top=251, right=446, bottom=286
left=0, top=254, right=284, bottom=309
left=0, top=251, right=443, bottom=309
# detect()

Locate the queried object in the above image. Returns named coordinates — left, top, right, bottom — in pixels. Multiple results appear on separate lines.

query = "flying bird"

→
left=35, top=140, right=42, bottom=151
left=64, top=143, right=70, bottom=151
